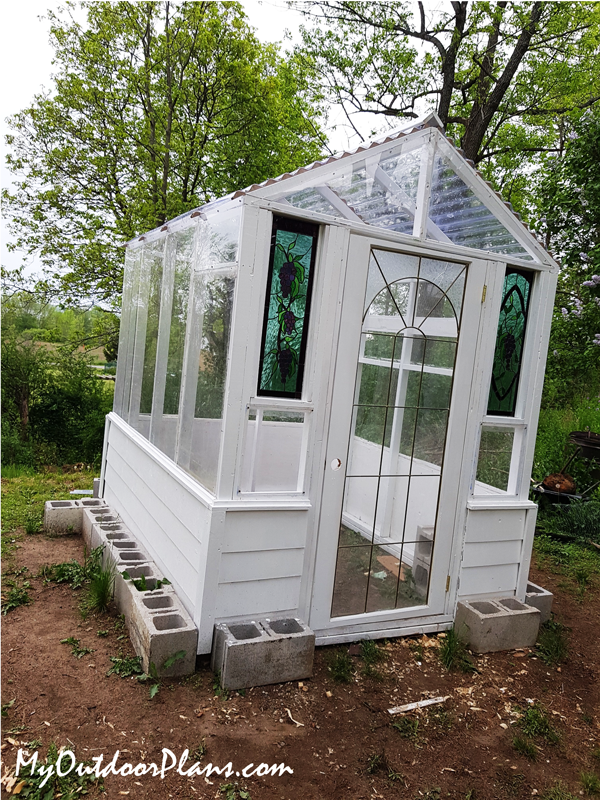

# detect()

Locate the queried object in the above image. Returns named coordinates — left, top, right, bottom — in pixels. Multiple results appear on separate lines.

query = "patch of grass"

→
left=409, top=640, right=424, bottom=662
left=539, top=499, right=600, bottom=546
left=581, top=772, right=600, bottom=796
left=518, top=703, right=560, bottom=744
left=416, top=789, right=441, bottom=800
left=327, top=650, right=355, bottom=683
left=536, top=619, right=569, bottom=667
left=438, top=627, right=477, bottom=673
left=426, top=705, right=453, bottom=732
left=541, top=781, right=579, bottom=800
left=25, top=512, right=42, bottom=535
left=1, top=580, right=33, bottom=614
left=392, top=716, right=419, bottom=740
left=80, top=562, right=115, bottom=617
left=512, top=734, right=537, bottom=761
left=5, top=741, right=102, bottom=798
left=592, top=748, right=600, bottom=763
left=1, top=471, right=99, bottom=534
left=106, top=654, right=143, bottom=678
left=61, top=636, right=94, bottom=659
left=360, top=639, right=385, bottom=678
left=534, top=535, right=600, bottom=591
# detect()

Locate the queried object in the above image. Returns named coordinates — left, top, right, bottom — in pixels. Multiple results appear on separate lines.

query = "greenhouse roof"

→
left=127, top=113, right=554, bottom=267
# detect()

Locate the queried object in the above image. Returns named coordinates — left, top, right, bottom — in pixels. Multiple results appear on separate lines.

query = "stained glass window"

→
left=257, top=216, right=319, bottom=398
left=487, top=268, right=533, bottom=416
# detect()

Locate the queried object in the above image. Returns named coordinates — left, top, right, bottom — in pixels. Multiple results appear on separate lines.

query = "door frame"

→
left=308, top=231, right=489, bottom=639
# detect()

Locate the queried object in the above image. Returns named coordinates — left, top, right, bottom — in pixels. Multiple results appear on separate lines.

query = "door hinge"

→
left=481, top=284, right=487, bottom=303
left=445, top=575, right=451, bottom=592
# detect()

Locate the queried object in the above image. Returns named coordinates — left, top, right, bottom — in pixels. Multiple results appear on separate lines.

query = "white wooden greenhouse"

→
left=101, top=114, right=558, bottom=653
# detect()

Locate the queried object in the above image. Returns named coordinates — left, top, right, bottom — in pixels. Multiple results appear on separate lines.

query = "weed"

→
left=581, top=772, right=600, bottom=796
left=388, top=768, right=406, bottom=784
left=25, top=738, right=42, bottom=749
left=6, top=741, right=102, bottom=798
left=541, top=781, right=579, bottom=800
left=220, top=783, right=251, bottom=800
left=536, top=619, right=569, bottom=667
left=138, top=651, right=186, bottom=698
left=417, top=789, right=441, bottom=800
left=518, top=703, right=560, bottom=744
left=42, top=546, right=104, bottom=589
left=2, top=698, right=15, bottom=717
left=121, top=570, right=171, bottom=592
left=80, top=562, right=115, bottom=617
left=392, top=716, right=419, bottom=740
left=512, top=734, right=537, bottom=761
left=189, top=739, right=207, bottom=762
left=61, top=637, right=94, bottom=659
left=25, top=512, right=41, bottom=535
left=106, top=654, right=143, bottom=678
left=438, top=627, right=477, bottom=673
left=328, top=650, right=355, bottom=683
left=366, top=752, right=386, bottom=774
left=534, top=535, right=600, bottom=588
left=1, top=581, right=33, bottom=614
left=360, top=639, right=384, bottom=665
left=97, top=629, right=109, bottom=637
left=539, top=499, right=600, bottom=545
left=213, top=671, right=230, bottom=700
left=592, top=748, right=600, bottom=763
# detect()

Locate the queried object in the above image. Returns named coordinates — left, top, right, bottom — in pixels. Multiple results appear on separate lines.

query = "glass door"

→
left=309, top=236, right=484, bottom=634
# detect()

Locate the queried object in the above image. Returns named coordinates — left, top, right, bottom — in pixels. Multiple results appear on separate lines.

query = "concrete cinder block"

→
left=44, top=500, right=82, bottom=533
left=525, top=582, right=554, bottom=624
left=125, top=584, right=197, bottom=676
left=212, top=617, right=315, bottom=690
left=455, top=598, right=540, bottom=653
left=93, top=478, right=100, bottom=498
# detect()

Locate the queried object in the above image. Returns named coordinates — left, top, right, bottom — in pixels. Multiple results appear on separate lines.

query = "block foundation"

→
left=455, top=598, right=540, bottom=653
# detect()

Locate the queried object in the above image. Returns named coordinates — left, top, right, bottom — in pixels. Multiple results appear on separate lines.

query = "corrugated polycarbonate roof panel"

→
left=428, top=156, right=532, bottom=259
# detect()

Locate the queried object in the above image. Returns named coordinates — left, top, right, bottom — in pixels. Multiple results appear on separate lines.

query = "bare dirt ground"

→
left=2, top=526, right=599, bottom=799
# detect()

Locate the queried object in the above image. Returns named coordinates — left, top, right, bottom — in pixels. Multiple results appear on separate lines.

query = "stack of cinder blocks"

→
left=211, top=617, right=315, bottom=690
left=43, top=499, right=197, bottom=677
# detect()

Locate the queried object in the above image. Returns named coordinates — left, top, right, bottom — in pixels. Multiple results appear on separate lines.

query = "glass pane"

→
left=331, top=546, right=371, bottom=617
left=341, top=476, right=379, bottom=538
left=257, top=216, right=318, bottom=398
left=139, top=240, right=165, bottom=416
left=475, top=426, right=515, bottom=492
left=368, top=250, right=419, bottom=310
left=204, top=206, right=241, bottom=265
left=487, top=269, right=533, bottom=416
left=163, top=228, right=194, bottom=415
left=186, top=275, right=235, bottom=494
left=406, top=370, right=453, bottom=409
left=114, top=246, right=142, bottom=418
left=240, top=409, right=306, bottom=493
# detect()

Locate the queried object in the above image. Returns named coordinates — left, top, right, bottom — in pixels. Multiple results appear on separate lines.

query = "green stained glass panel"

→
left=257, top=216, right=318, bottom=398
left=487, top=269, right=533, bottom=416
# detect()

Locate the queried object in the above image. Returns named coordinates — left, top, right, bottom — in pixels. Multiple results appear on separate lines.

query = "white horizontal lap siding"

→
left=103, top=423, right=211, bottom=615
left=215, top=509, right=309, bottom=620
left=458, top=508, right=526, bottom=600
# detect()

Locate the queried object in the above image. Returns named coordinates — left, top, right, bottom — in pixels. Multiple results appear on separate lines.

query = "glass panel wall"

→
left=113, top=204, right=241, bottom=495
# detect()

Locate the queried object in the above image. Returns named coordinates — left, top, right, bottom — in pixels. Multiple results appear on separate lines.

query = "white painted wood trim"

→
left=149, top=234, right=177, bottom=443
left=516, top=505, right=538, bottom=602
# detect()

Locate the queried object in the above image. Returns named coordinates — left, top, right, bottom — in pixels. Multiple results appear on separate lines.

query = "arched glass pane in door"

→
left=331, top=250, right=466, bottom=617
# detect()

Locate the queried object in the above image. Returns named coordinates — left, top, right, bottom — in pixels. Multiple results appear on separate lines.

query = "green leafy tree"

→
left=537, top=109, right=600, bottom=405
left=296, top=1, right=600, bottom=213
left=3, top=1, right=325, bottom=306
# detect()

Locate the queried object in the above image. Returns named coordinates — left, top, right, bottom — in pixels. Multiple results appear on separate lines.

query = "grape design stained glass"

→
left=487, top=269, right=533, bottom=416
left=257, top=216, right=318, bottom=398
